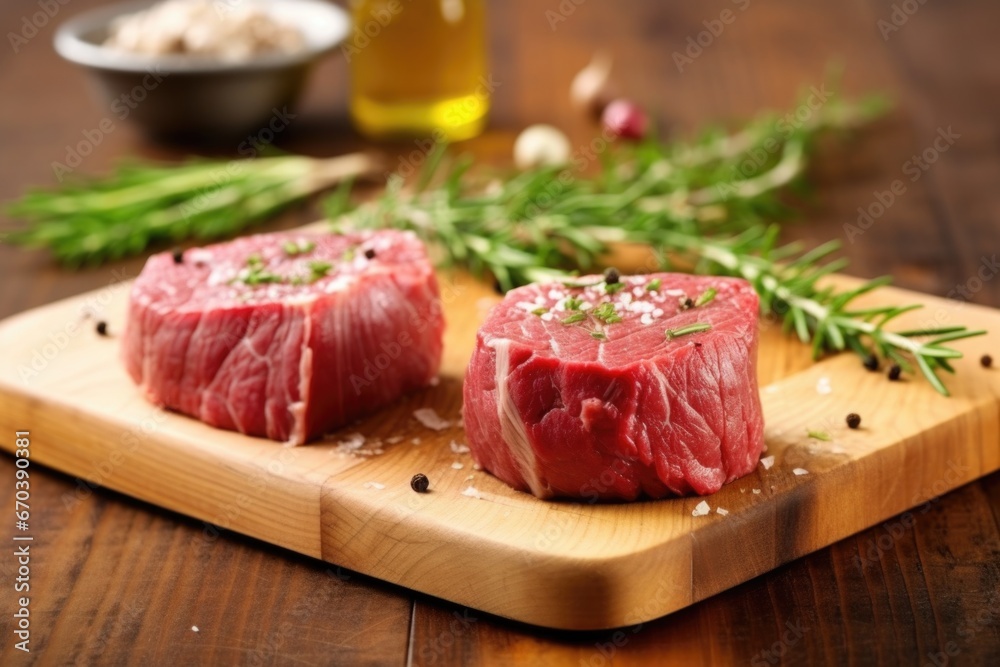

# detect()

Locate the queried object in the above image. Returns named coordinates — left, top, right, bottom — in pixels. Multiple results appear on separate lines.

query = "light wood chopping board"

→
left=1, top=249, right=998, bottom=630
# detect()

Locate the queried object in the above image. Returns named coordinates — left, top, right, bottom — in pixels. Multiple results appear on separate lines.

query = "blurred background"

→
left=1, top=0, right=996, bottom=312
left=2, top=0, right=995, bottom=310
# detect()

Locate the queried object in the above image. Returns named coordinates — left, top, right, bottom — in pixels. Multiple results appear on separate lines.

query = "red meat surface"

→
left=123, top=230, right=444, bottom=444
left=463, top=273, right=763, bottom=500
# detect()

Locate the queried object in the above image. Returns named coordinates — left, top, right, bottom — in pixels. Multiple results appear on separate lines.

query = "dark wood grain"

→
left=1, top=0, right=999, bottom=664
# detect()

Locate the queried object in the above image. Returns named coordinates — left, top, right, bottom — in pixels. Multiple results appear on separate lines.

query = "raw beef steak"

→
left=123, top=230, right=444, bottom=444
left=463, top=273, right=763, bottom=500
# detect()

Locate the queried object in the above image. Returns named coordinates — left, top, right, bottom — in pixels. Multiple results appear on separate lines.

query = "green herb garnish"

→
left=807, top=430, right=832, bottom=441
left=665, top=323, right=712, bottom=340
left=283, top=240, right=316, bottom=256
left=307, top=260, right=333, bottom=282
left=592, top=302, right=623, bottom=324
left=564, top=296, right=584, bottom=311
left=695, top=287, right=717, bottom=307
left=646, top=279, right=662, bottom=292
left=562, top=312, right=587, bottom=325
left=590, top=330, right=607, bottom=341
left=5, top=153, right=376, bottom=266
left=604, top=282, right=626, bottom=295
left=531, top=307, right=549, bottom=316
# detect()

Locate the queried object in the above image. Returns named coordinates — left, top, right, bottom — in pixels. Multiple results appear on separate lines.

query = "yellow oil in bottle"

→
left=348, top=0, right=488, bottom=140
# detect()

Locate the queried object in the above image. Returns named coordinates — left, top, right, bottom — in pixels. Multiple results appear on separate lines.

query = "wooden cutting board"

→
left=1, top=251, right=998, bottom=630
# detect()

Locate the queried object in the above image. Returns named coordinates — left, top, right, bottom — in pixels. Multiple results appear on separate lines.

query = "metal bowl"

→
left=54, top=0, right=350, bottom=141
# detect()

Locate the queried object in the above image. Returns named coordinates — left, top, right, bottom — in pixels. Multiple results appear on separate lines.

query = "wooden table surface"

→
left=2, top=0, right=999, bottom=664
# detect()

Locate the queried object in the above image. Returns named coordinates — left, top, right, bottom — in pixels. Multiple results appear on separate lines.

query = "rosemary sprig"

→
left=4, top=153, right=377, bottom=266
left=332, top=91, right=985, bottom=395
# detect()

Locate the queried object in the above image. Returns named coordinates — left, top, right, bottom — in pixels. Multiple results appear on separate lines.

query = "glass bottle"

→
left=348, top=0, right=489, bottom=141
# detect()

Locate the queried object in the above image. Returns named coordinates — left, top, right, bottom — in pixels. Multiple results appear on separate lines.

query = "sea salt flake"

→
left=461, top=486, right=481, bottom=499
left=363, top=482, right=386, bottom=490
left=449, top=440, right=470, bottom=454
left=760, top=455, right=775, bottom=470
left=692, top=500, right=711, bottom=517
left=191, top=626, right=199, bottom=633
left=792, top=468, right=810, bottom=476
left=816, top=377, right=832, bottom=395
left=451, top=462, right=464, bottom=470
left=752, top=488, right=762, bottom=495
left=716, top=508, right=729, bottom=516
left=640, top=313, right=654, bottom=326
left=413, top=408, right=451, bottom=431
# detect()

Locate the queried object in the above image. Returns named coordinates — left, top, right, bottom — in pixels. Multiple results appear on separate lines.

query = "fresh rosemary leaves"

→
left=332, top=92, right=985, bottom=395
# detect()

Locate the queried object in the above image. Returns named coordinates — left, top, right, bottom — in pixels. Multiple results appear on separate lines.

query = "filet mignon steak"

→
left=462, top=273, right=764, bottom=500
left=123, top=230, right=444, bottom=444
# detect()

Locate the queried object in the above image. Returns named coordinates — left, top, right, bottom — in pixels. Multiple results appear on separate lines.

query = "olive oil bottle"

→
left=348, top=0, right=489, bottom=140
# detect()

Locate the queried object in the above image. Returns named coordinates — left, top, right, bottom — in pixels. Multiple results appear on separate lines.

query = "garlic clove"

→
left=513, top=125, right=572, bottom=170
left=570, top=51, right=617, bottom=118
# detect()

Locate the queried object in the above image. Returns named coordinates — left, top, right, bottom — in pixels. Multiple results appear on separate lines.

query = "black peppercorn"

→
left=888, top=364, right=901, bottom=381
left=364, top=248, right=376, bottom=260
left=863, top=354, right=879, bottom=372
left=172, top=247, right=184, bottom=264
left=846, top=413, right=861, bottom=429
left=96, top=321, right=108, bottom=337
left=604, top=267, right=620, bottom=284
left=681, top=297, right=694, bottom=310
left=981, top=354, right=993, bottom=369
left=410, top=473, right=429, bottom=493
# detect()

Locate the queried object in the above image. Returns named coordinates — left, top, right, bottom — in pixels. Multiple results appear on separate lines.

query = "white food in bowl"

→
left=104, top=0, right=305, bottom=61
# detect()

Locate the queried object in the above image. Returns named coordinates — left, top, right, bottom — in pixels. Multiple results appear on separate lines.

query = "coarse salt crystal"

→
left=816, top=377, right=832, bottom=395
left=692, top=500, right=710, bottom=517
left=449, top=440, right=470, bottom=454
left=451, top=462, right=464, bottom=470
left=191, top=626, right=199, bottom=633
left=716, top=508, right=729, bottom=516
left=363, top=482, right=386, bottom=490
left=640, top=313, right=654, bottom=326
left=385, top=436, right=404, bottom=445
left=793, top=468, right=809, bottom=476
left=413, top=408, right=451, bottom=431
left=760, top=455, right=775, bottom=470
left=461, top=486, right=481, bottom=499
left=752, top=488, right=762, bottom=495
